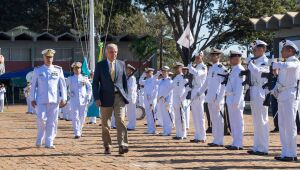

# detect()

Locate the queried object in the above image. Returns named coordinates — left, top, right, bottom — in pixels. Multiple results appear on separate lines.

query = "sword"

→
left=179, top=103, right=185, bottom=130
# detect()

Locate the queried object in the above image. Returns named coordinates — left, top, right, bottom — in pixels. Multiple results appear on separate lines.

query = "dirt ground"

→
left=0, top=105, right=299, bottom=170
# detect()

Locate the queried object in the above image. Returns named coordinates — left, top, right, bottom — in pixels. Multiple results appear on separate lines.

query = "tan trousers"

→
left=101, top=93, right=128, bottom=147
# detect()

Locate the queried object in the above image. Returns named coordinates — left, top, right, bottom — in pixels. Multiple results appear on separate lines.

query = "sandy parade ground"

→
left=0, top=105, right=299, bottom=170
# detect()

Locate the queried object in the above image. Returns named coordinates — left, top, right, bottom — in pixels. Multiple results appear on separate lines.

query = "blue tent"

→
left=0, top=68, right=33, bottom=79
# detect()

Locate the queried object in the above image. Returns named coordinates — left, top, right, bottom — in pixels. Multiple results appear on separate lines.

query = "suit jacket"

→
left=92, top=59, right=129, bottom=107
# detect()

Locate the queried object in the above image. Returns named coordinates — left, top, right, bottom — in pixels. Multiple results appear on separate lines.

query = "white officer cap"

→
left=174, top=62, right=184, bottom=68
left=281, top=39, right=299, bottom=53
left=210, top=48, right=222, bottom=55
left=146, top=68, right=155, bottom=72
left=42, top=49, right=56, bottom=57
left=127, top=64, right=136, bottom=71
left=168, top=72, right=174, bottom=75
left=193, top=51, right=204, bottom=58
left=182, top=66, right=188, bottom=70
left=161, top=66, right=170, bottom=71
left=71, top=62, right=82, bottom=68
left=250, top=40, right=267, bottom=49
left=229, top=50, right=242, bottom=57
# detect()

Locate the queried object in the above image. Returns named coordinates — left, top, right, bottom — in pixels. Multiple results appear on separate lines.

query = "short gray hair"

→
left=105, top=43, right=118, bottom=53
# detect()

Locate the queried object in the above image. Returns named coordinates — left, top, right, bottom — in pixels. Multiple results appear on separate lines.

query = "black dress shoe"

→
left=206, top=127, right=212, bottom=133
left=119, top=146, right=129, bottom=154
left=74, top=136, right=80, bottom=139
left=127, top=128, right=135, bottom=131
left=275, top=156, right=297, bottom=162
left=208, top=143, right=223, bottom=147
left=298, top=144, right=300, bottom=147
left=173, top=136, right=183, bottom=140
left=226, top=145, right=243, bottom=150
left=104, top=147, right=111, bottom=154
left=190, top=139, right=200, bottom=143
left=111, top=127, right=116, bottom=129
left=270, top=128, right=279, bottom=133
left=156, top=125, right=162, bottom=127
left=247, top=150, right=268, bottom=155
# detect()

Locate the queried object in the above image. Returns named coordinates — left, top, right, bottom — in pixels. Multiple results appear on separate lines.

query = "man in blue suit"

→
left=92, top=43, right=129, bottom=155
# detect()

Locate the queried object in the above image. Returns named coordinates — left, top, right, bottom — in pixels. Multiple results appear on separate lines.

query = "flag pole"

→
left=89, top=0, right=95, bottom=72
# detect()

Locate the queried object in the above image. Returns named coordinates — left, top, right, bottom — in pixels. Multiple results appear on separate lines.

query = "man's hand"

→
left=31, top=101, right=37, bottom=108
left=96, top=100, right=101, bottom=107
left=59, top=100, right=67, bottom=108
left=272, top=69, right=279, bottom=75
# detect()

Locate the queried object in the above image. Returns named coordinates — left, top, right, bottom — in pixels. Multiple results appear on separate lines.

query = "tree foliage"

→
left=134, top=0, right=298, bottom=65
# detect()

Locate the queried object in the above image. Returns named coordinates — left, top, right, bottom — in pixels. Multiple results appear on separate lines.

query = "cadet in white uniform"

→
left=247, top=40, right=270, bottom=155
left=157, top=66, right=173, bottom=136
left=197, top=48, right=227, bottom=147
left=30, top=49, right=67, bottom=149
left=188, top=51, right=207, bottom=143
left=182, top=67, right=191, bottom=129
left=224, top=51, right=245, bottom=150
left=66, top=62, right=92, bottom=139
left=0, top=84, right=6, bottom=112
left=126, top=64, right=137, bottom=130
left=273, top=40, right=300, bottom=162
left=139, top=68, right=159, bottom=134
left=172, top=62, right=188, bottom=140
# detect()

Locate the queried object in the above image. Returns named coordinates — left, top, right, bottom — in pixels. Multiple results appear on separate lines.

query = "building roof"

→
left=0, top=26, right=147, bottom=42
left=249, top=12, right=300, bottom=31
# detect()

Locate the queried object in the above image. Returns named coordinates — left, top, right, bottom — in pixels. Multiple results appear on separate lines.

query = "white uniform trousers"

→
left=71, top=105, right=87, bottom=136
left=173, top=99, right=186, bottom=138
left=0, top=99, right=4, bottom=112
left=250, top=100, right=269, bottom=153
left=191, top=97, right=206, bottom=140
left=144, top=99, right=156, bottom=133
left=227, top=104, right=244, bottom=147
left=63, top=103, right=71, bottom=120
left=183, top=99, right=191, bottom=129
left=278, top=98, right=298, bottom=157
left=26, top=97, right=34, bottom=113
left=208, top=102, right=224, bottom=145
left=36, top=103, right=59, bottom=147
left=126, top=102, right=136, bottom=129
left=157, top=99, right=172, bottom=135
left=89, top=117, right=97, bottom=123
left=111, top=112, right=116, bottom=128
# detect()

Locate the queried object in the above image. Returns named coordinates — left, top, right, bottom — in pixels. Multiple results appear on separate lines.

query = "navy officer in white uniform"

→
left=30, top=49, right=67, bottom=149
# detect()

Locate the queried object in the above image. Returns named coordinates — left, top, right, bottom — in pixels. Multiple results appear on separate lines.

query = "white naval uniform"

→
left=139, top=73, right=159, bottom=133
left=157, top=76, right=173, bottom=135
left=248, top=55, right=269, bottom=153
left=188, top=62, right=207, bottom=140
left=30, top=64, right=67, bottom=147
left=197, top=63, right=227, bottom=145
left=183, top=98, right=191, bottom=129
left=67, top=74, right=92, bottom=137
left=273, top=56, right=300, bottom=158
left=126, top=75, right=137, bottom=129
left=225, top=64, right=245, bottom=148
left=0, top=87, right=5, bottom=112
left=172, top=74, right=188, bottom=138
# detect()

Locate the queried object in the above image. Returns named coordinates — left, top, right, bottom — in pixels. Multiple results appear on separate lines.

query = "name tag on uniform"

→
left=51, top=72, right=58, bottom=77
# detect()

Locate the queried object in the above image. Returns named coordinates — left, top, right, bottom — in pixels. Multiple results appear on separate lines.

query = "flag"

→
left=82, top=56, right=90, bottom=77
left=177, top=23, right=195, bottom=48
left=97, top=41, right=104, bottom=62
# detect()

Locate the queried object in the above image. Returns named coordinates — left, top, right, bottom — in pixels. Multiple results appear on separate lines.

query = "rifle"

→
left=239, top=70, right=251, bottom=101
left=261, top=63, right=277, bottom=106
left=217, top=73, right=229, bottom=85
left=127, top=53, right=156, bottom=80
